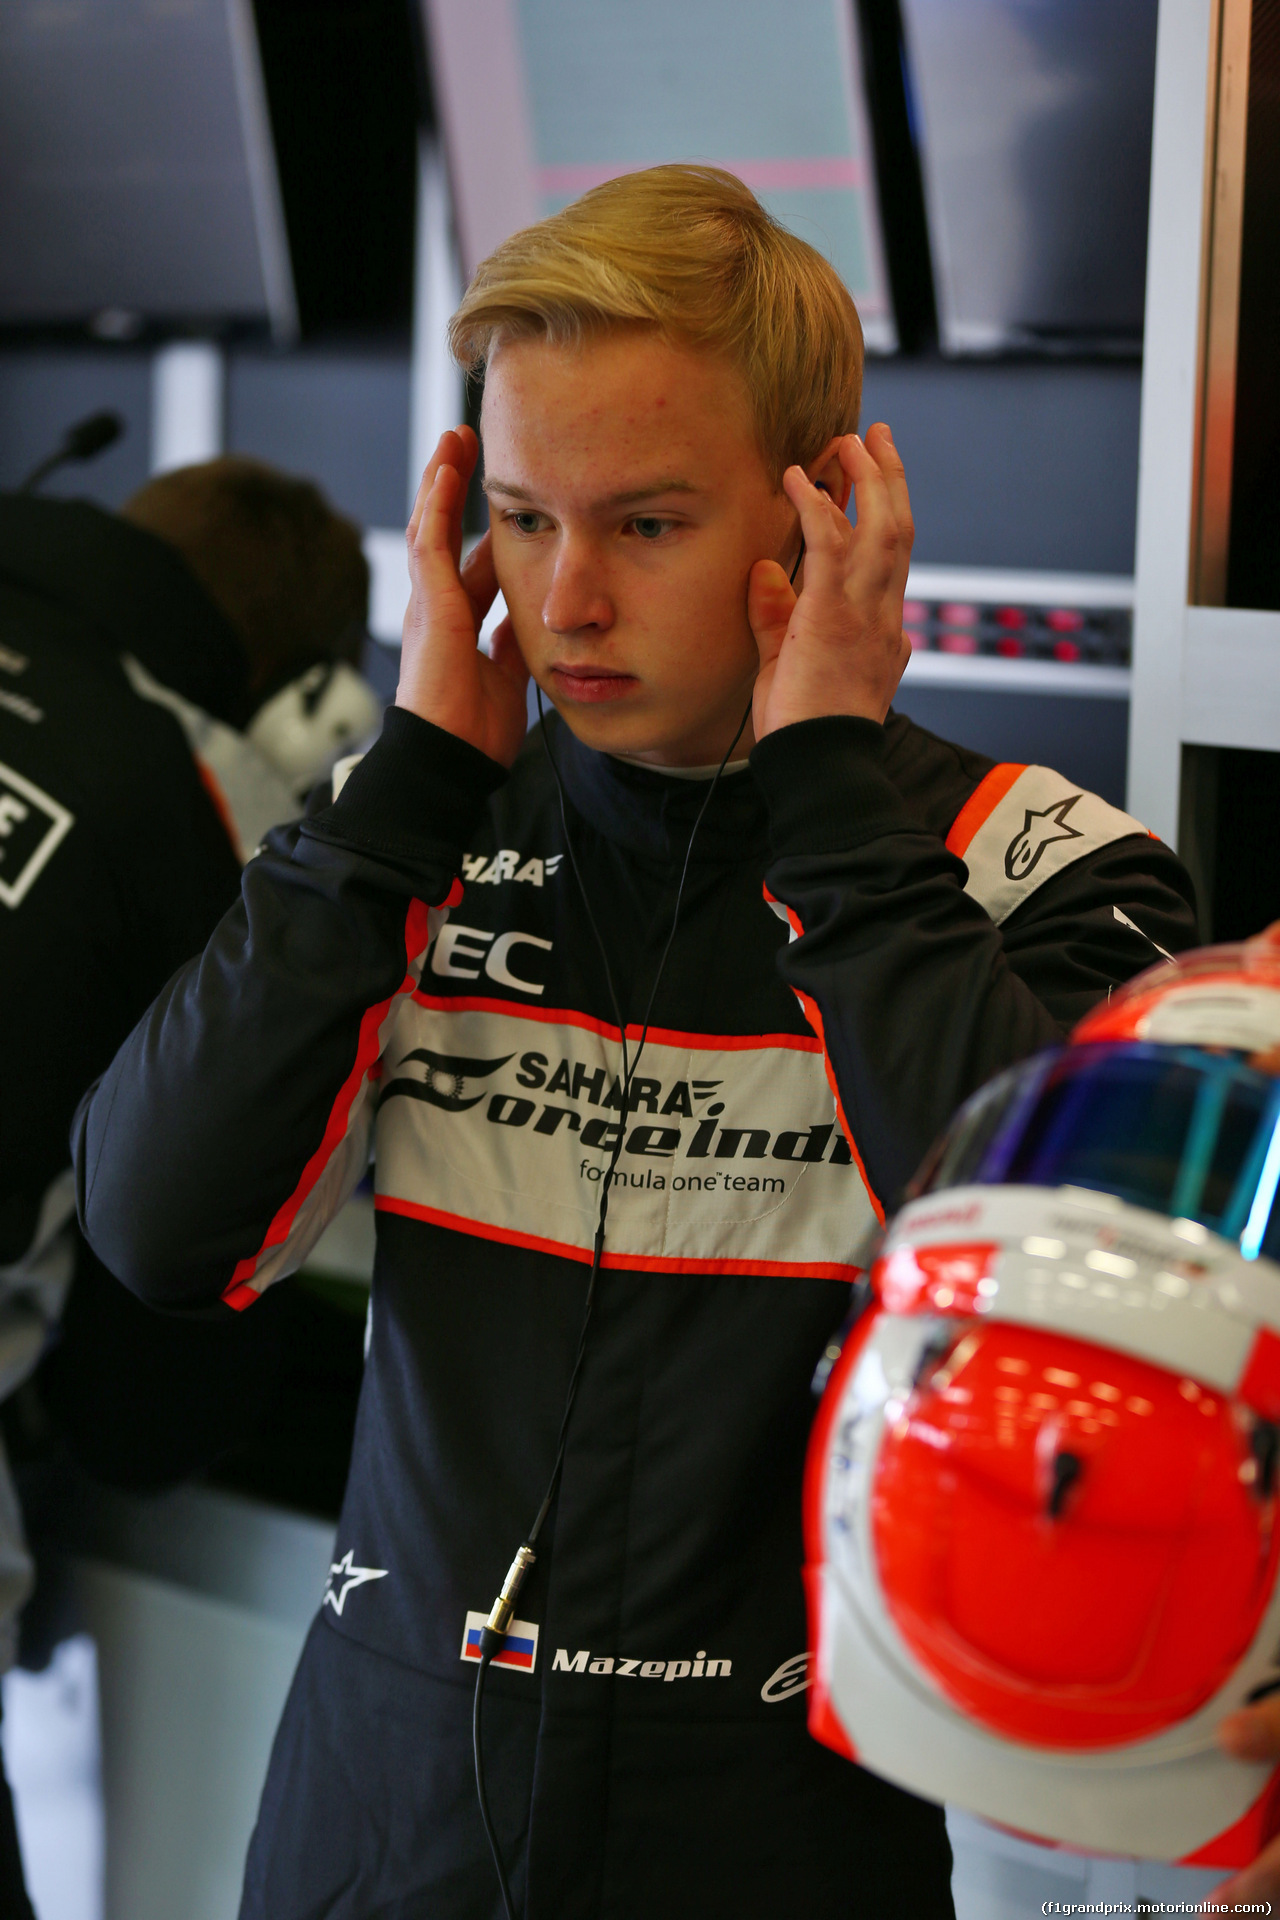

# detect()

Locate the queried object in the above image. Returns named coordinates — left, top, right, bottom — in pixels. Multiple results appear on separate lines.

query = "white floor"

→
left=0, top=1639, right=1242, bottom=1920
left=2, top=1637, right=103, bottom=1920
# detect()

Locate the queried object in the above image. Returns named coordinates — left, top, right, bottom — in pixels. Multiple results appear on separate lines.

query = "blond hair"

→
left=449, top=165, right=863, bottom=486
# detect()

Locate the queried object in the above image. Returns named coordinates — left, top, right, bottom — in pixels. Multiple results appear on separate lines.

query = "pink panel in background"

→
left=421, top=0, right=539, bottom=273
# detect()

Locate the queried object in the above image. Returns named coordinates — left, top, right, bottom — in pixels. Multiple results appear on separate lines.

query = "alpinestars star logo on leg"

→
left=1004, top=794, right=1083, bottom=881
left=323, top=1550, right=388, bottom=1616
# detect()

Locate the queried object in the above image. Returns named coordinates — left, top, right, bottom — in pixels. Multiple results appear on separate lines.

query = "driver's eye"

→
left=510, top=512, right=543, bottom=535
left=633, top=517, right=667, bottom=540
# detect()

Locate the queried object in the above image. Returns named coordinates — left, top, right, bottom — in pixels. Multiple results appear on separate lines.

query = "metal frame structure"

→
left=1129, top=0, right=1280, bottom=846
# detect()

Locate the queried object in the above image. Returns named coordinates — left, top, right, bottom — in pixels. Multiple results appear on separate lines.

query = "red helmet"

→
left=806, top=929, right=1280, bottom=1865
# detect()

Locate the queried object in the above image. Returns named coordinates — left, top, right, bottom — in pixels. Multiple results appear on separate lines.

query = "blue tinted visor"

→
left=913, top=1042, right=1280, bottom=1263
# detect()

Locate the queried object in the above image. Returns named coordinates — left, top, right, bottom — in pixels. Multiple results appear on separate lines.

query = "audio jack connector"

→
left=480, top=1545, right=537, bottom=1655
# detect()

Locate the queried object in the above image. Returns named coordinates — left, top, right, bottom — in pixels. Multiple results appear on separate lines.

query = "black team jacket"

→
left=0, top=494, right=315, bottom=1511
left=75, top=701, right=1197, bottom=1919
left=0, top=494, right=247, bottom=1276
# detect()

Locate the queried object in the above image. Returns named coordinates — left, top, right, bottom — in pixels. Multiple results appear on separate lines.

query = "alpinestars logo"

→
left=323, top=1550, right=387, bottom=1615
left=1004, top=794, right=1083, bottom=881
left=380, top=1048, right=513, bottom=1112
left=760, top=1653, right=811, bottom=1703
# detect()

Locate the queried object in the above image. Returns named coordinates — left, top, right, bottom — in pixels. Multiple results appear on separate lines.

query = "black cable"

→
left=523, top=689, right=753, bottom=1528
left=472, top=499, right=802, bottom=1907
left=472, top=1650, right=518, bottom=1920
left=470, top=686, right=752, bottom=1917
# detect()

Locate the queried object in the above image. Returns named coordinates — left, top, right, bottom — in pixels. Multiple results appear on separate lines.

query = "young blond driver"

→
left=78, top=168, right=1200, bottom=1917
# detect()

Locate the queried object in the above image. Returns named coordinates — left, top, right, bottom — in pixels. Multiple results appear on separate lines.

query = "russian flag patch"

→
left=461, top=1610, right=540, bottom=1674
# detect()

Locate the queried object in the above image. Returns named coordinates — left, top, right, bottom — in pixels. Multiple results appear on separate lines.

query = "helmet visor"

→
left=914, top=1042, right=1280, bottom=1262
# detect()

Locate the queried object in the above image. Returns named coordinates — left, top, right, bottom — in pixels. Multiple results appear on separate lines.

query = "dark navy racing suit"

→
left=75, top=704, right=1197, bottom=1918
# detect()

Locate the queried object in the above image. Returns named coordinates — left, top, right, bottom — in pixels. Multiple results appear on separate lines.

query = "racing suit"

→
left=75, top=701, right=1198, bottom=1918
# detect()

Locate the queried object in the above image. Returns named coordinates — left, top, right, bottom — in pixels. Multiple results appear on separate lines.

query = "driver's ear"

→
left=804, top=437, right=853, bottom=514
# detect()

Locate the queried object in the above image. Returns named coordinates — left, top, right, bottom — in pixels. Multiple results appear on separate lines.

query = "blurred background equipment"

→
left=0, top=0, right=295, bottom=339
left=1129, top=0, right=1280, bottom=947
left=898, top=0, right=1158, bottom=354
left=428, top=0, right=895, bottom=342
left=424, top=0, right=1163, bottom=360
left=894, top=563, right=1133, bottom=806
left=20, top=413, right=123, bottom=495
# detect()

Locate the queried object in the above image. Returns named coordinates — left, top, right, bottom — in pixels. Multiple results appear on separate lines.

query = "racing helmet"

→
left=806, top=929, right=1280, bottom=1865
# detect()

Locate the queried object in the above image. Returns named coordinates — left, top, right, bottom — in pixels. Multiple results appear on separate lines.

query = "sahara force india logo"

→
left=375, top=1006, right=871, bottom=1273
left=379, top=1041, right=857, bottom=1190
left=381, top=1048, right=513, bottom=1113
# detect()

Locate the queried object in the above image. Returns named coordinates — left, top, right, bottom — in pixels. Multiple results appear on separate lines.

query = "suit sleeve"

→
left=74, top=708, right=505, bottom=1312
left=751, top=716, right=1199, bottom=1213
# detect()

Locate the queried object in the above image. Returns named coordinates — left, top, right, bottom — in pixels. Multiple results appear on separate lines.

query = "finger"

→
left=837, top=434, right=902, bottom=592
left=863, top=422, right=914, bottom=588
left=437, top=425, right=479, bottom=570
left=460, top=529, right=500, bottom=629
left=449, top=426, right=480, bottom=567
left=1215, top=1827, right=1280, bottom=1905
left=1220, top=1695, right=1280, bottom=1761
left=407, top=429, right=463, bottom=544
left=746, top=558, right=797, bottom=667
left=411, top=464, right=475, bottom=615
left=780, top=462, right=854, bottom=602
left=407, top=425, right=477, bottom=550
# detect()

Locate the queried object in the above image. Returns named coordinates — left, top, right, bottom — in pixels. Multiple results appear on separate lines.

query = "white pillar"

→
left=407, top=136, right=464, bottom=517
left=149, top=341, right=225, bottom=475
left=1126, top=0, right=1216, bottom=842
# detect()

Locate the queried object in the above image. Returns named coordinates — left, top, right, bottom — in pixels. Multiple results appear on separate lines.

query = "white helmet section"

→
left=878, top=1185, right=1280, bottom=1400
left=814, top=1300, right=1280, bottom=1858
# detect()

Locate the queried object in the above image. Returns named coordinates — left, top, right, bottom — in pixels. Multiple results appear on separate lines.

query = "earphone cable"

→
left=473, top=1650, right=518, bottom=1920
left=471, top=687, right=752, bottom=1916
left=520, top=688, right=751, bottom=1545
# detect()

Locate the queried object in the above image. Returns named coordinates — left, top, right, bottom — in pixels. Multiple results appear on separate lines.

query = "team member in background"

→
left=0, top=458, right=371, bottom=1914
left=77, top=169, right=1196, bottom=1918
